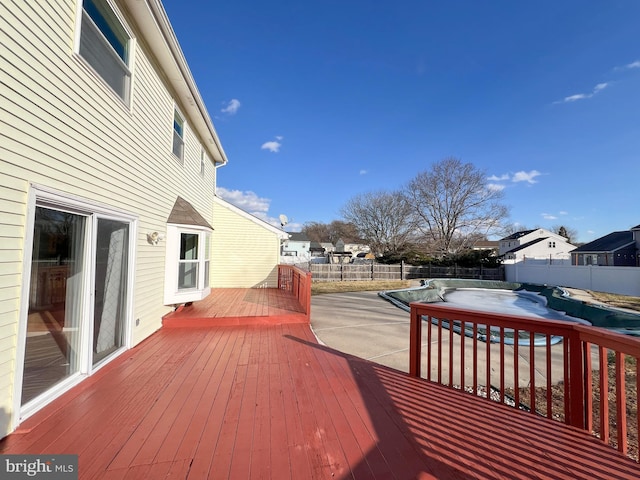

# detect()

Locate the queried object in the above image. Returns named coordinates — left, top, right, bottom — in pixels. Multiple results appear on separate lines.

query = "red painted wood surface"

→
left=2, top=323, right=639, bottom=479
left=409, top=302, right=640, bottom=459
left=163, top=288, right=308, bottom=327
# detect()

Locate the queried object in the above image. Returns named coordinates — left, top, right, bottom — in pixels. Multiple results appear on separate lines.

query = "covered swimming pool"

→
left=380, top=279, right=640, bottom=345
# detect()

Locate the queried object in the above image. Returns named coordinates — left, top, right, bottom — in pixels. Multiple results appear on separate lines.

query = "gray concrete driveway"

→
left=310, top=290, right=573, bottom=389
left=311, top=291, right=413, bottom=373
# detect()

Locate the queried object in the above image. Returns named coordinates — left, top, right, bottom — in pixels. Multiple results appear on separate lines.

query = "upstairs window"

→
left=173, top=109, right=184, bottom=161
left=548, top=241, right=556, bottom=248
left=79, top=0, right=132, bottom=102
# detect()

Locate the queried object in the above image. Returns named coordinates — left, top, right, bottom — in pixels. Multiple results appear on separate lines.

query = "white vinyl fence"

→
left=505, top=263, right=640, bottom=297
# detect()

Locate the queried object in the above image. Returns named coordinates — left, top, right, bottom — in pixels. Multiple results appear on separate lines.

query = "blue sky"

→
left=163, top=0, right=640, bottom=242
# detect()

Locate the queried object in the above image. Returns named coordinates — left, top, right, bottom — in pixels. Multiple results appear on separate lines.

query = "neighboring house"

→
left=343, top=242, right=371, bottom=256
left=0, top=0, right=283, bottom=437
left=571, top=226, right=639, bottom=266
left=499, top=229, right=576, bottom=262
left=309, top=242, right=326, bottom=256
left=320, top=242, right=335, bottom=253
left=470, top=240, right=500, bottom=253
left=281, top=232, right=311, bottom=258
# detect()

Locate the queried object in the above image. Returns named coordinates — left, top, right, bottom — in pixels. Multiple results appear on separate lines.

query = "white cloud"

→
left=221, top=99, right=241, bottom=115
left=512, top=170, right=541, bottom=184
left=559, top=211, right=568, bottom=216
left=615, top=60, right=640, bottom=71
left=556, top=82, right=610, bottom=104
left=488, top=174, right=510, bottom=181
left=541, top=213, right=557, bottom=220
left=217, top=187, right=303, bottom=230
left=217, top=187, right=270, bottom=214
left=261, top=140, right=282, bottom=153
left=359, top=169, right=368, bottom=175
left=487, top=171, right=541, bottom=190
left=563, top=94, right=588, bottom=103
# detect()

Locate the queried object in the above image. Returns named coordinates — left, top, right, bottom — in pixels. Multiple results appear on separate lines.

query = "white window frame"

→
left=75, top=0, right=135, bottom=105
left=172, top=108, right=185, bottom=162
left=14, top=185, right=137, bottom=427
left=164, top=224, right=212, bottom=305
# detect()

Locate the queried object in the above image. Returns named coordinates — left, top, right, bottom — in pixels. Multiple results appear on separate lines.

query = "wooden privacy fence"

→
left=409, top=302, right=640, bottom=460
left=309, top=262, right=504, bottom=282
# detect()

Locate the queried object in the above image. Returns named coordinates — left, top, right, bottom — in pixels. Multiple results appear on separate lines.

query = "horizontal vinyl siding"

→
left=0, top=171, right=27, bottom=436
left=211, top=201, right=281, bottom=288
left=0, top=0, right=217, bottom=431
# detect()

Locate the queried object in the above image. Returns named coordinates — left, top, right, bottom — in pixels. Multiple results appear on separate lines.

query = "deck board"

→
left=3, top=323, right=640, bottom=479
left=163, top=288, right=307, bottom=327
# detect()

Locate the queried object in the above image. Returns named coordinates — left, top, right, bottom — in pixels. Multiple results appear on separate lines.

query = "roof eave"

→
left=124, top=0, right=228, bottom=167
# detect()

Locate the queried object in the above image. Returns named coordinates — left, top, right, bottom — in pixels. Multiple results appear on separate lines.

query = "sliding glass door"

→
left=23, top=207, right=87, bottom=404
left=22, top=205, right=133, bottom=409
left=93, top=218, right=129, bottom=366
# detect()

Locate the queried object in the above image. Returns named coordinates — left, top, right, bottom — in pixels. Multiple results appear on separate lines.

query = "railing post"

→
left=409, top=303, right=422, bottom=377
left=567, top=329, right=586, bottom=429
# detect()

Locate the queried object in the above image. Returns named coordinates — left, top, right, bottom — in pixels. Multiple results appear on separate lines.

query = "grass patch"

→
left=587, top=291, right=640, bottom=313
left=311, top=280, right=411, bottom=295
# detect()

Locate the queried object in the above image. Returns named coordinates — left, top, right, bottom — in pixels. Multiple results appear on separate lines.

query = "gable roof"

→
left=571, top=231, right=635, bottom=253
left=502, top=237, right=546, bottom=255
left=167, top=196, right=212, bottom=229
left=212, top=196, right=288, bottom=239
left=288, top=232, right=310, bottom=242
left=500, top=229, right=536, bottom=241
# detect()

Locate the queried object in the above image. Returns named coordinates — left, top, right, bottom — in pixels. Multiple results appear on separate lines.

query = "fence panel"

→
left=309, top=263, right=504, bottom=282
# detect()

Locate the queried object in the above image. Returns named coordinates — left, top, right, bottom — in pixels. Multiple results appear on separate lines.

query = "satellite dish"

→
left=279, top=214, right=289, bottom=228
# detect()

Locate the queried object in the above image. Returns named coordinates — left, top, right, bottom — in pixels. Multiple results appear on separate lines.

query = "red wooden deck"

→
left=2, top=322, right=639, bottom=479
left=163, top=288, right=308, bottom=327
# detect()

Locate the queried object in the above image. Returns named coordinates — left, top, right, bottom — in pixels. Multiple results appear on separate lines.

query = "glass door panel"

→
left=23, top=207, right=86, bottom=405
left=93, top=218, right=129, bottom=366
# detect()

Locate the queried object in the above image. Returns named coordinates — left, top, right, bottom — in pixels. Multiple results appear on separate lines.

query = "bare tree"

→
left=552, top=224, right=578, bottom=244
left=341, top=190, right=415, bottom=256
left=302, top=220, right=360, bottom=244
left=302, top=222, right=331, bottom=243
left=405, top=157, right=509, bottom=255
left=327, top=220, right=361, bottom=244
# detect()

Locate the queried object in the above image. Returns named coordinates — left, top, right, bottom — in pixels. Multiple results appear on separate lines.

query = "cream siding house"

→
left=0, top=0, right=281, bottom=438
left=211, top=196, right=288, bottom=288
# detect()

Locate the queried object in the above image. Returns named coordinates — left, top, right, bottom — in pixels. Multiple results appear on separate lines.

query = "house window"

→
left=178, top=233, right=199, bottom=289
left=165, top=226, right=211, bottom=304
left=548, top=241, right=556, bottom=248
left=172, top=109, right=184, bottom=161
left=79, top=0, right=132, bottom=102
